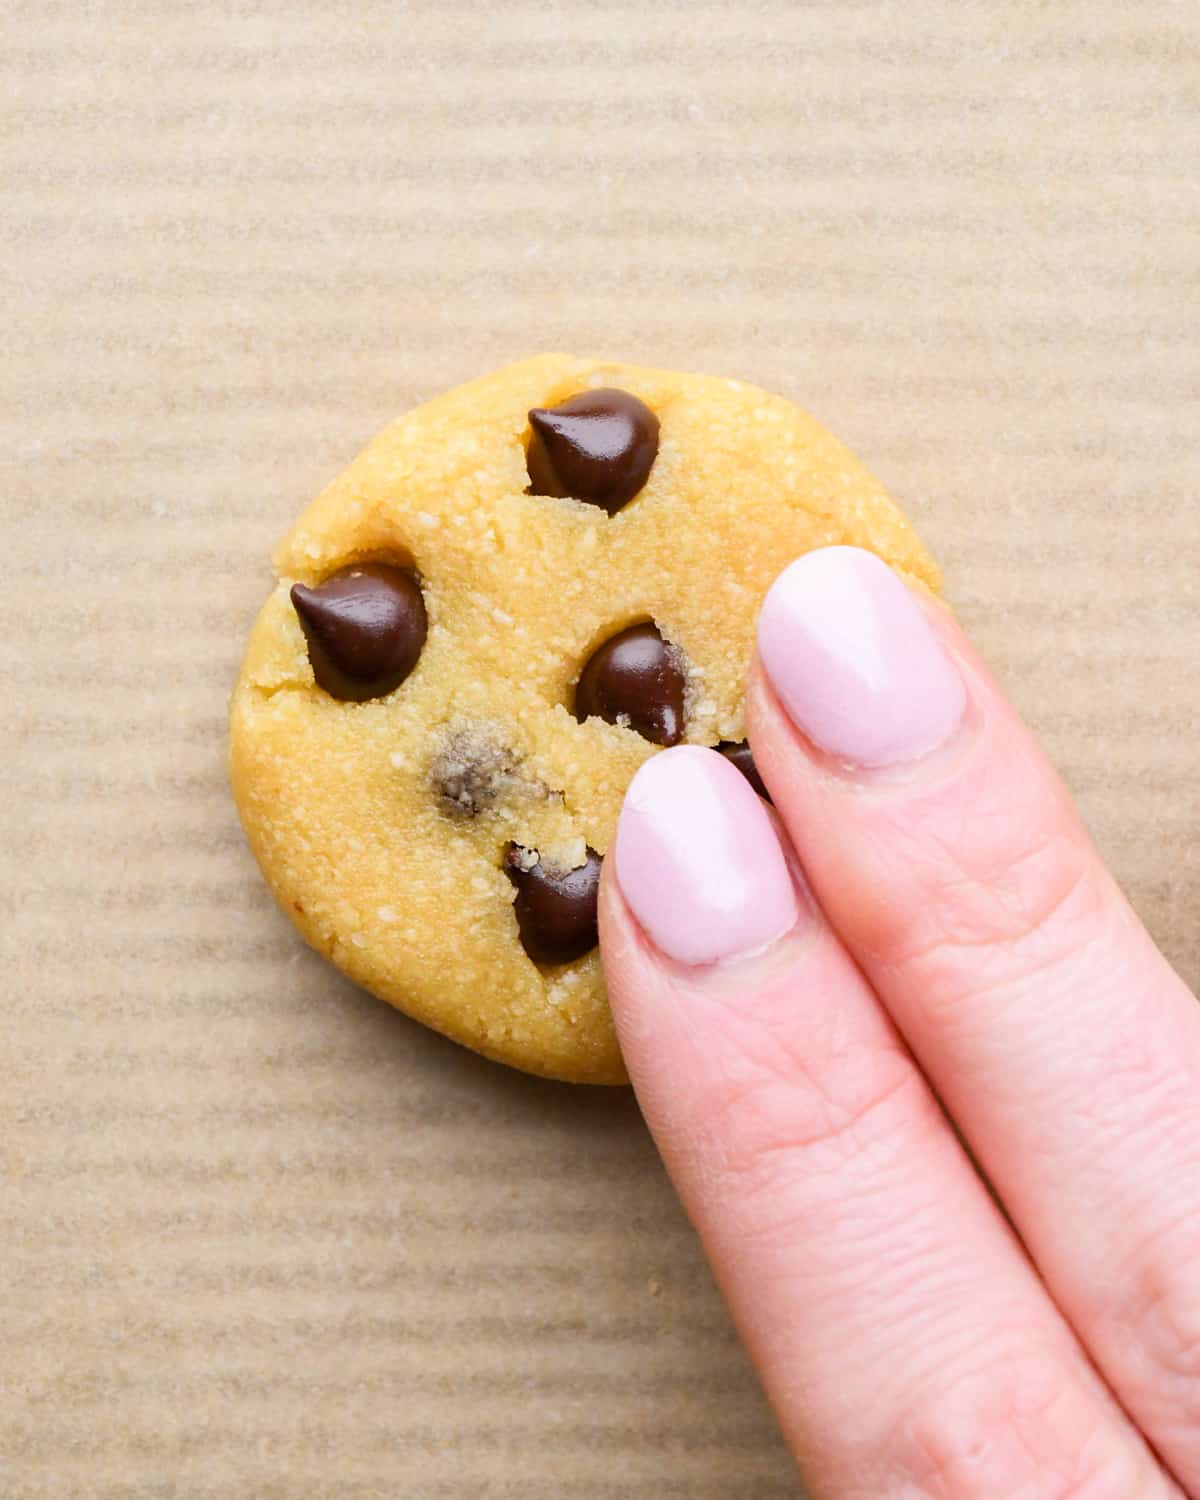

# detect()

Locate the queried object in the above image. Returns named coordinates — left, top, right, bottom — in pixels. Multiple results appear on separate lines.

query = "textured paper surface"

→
left=4, top=2, right=1198, bottom=1494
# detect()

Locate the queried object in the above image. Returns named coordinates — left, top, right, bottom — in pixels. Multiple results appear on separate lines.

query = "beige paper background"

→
left=4, top=2, right=1198, bottom=1494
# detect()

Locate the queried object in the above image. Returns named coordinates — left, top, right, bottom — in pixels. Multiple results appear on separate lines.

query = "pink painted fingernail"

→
left=614, top=746, right=799, bottom=966
left=757, top=546, right=966, bottom=769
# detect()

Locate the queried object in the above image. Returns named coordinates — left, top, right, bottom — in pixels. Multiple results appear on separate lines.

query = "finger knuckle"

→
left=909, top=813, right=1101, bottom=963
left=942, top=821, right=1098, bottom=954
left=893, top=1358, right=1152, bottom=1500
left=875, top=806, right=1113, bottom=1028
left=702, top=1020, right=932, bottom=1209
left=1116, top=1220, right=1200, bottom=1431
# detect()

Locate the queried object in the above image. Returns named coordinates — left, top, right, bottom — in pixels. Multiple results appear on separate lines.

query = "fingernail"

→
left=614, top=746, right=799, bottom=966
left=757, top=546, right=966, bottom=769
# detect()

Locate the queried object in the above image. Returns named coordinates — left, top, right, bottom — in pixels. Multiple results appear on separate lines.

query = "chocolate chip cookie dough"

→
left=229, top=356, right=942, bottom=1083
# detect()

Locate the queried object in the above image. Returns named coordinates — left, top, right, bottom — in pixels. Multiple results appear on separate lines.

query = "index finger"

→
left=600, top=746, right=1170, bottom=1496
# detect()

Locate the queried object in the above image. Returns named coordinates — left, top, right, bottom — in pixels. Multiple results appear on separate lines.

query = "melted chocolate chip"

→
left=431, top=726, right=527, bottom=818
left=526, top=389, right=659, bottom=515
left=718, top=741, right=771, bottom=802
left=504, top=844, right=602, bottom=965
left=574, top=623, right=685, bottom=746
left=291, top=564, right=426, bottom=702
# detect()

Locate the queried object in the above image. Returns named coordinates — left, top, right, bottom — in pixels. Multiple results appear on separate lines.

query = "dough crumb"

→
left=542, top=836, right=587, bottom=873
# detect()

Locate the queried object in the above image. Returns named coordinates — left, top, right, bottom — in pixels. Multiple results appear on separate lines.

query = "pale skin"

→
left=600, top=547, right=1200, bottom=1498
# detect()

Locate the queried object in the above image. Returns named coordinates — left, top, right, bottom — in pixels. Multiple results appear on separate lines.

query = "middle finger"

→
left=753, top=547, right=1200, bottom=1486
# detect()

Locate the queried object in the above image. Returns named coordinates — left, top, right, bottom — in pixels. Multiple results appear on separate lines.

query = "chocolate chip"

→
left=526, top=389, right=659, bottom=515
left=291, top=564, right=426, bottom=702
left=574, top=623, right=685, bottom=747
left=718, top=741, right=771, bottom=802
left=504, top=844, right=602, bottom=965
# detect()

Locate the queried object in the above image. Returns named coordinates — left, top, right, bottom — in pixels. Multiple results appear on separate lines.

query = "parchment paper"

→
left=4, top=2, right=1198, bottom=1494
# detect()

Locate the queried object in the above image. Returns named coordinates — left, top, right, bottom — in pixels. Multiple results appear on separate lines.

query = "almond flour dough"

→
left=229, top=356, right=941, bottom=1083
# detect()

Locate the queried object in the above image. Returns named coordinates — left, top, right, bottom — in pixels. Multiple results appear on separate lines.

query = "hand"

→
left=600, top=546, right=1199, bottom=1498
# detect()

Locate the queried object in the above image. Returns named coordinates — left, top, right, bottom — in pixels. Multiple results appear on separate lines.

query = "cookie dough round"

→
left=229, top=356, right=942, bottom=1084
